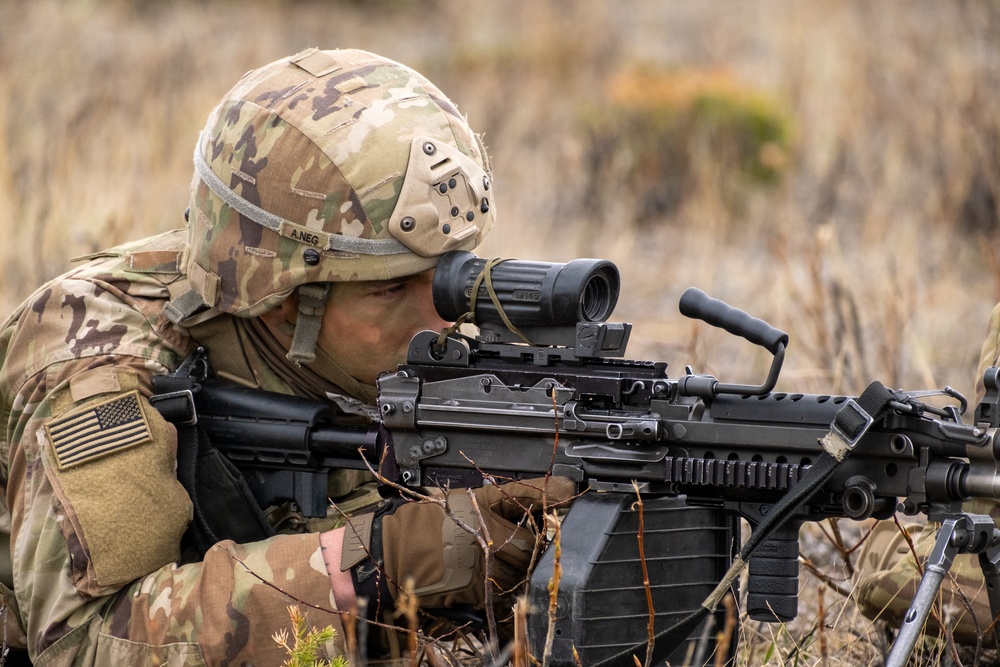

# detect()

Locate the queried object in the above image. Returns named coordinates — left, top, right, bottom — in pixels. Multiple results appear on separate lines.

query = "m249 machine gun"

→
left=167, top=251, right=1000, bottom=667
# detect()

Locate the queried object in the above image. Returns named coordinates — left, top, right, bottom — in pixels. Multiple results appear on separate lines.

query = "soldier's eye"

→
left=371, top=283, right=406, bottom=299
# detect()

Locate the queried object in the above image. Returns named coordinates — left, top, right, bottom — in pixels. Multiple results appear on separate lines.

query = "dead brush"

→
left=3, top=2, right=1000, bottom=666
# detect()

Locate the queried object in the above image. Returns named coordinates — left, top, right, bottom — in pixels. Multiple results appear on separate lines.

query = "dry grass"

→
left=2, top=1, right=1000, bottom=665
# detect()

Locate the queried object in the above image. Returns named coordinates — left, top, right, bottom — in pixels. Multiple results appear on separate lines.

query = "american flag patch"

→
left=45, top=391, right=153, bottom=470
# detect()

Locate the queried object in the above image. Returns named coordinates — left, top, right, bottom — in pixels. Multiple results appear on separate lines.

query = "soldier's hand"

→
left=343, top=477, right=575, bottom=613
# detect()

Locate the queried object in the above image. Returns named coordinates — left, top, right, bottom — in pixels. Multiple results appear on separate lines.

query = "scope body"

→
left=432, top=251, right=620, bottom=328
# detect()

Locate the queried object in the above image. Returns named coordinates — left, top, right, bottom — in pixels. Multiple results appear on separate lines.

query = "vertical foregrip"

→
left=746, top=521, right=801, bottom=622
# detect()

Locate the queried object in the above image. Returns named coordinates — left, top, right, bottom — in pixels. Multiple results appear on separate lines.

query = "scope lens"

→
left=580, top=273, right=614, bottom=322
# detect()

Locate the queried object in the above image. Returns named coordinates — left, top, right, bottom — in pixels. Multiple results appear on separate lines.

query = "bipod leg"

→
left=885, top=514, right=1000, bottom=667
left=977, top=525, right=1000, bottom=653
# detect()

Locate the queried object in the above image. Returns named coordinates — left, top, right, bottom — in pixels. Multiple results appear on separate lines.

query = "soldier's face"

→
left=316, top=268, right=449, bottom=385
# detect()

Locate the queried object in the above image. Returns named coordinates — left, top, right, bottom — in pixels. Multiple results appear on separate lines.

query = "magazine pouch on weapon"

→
left=528, top=493, right=736, bottom=667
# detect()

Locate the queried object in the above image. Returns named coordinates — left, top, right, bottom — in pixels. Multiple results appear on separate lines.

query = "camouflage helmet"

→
left=167, top=48, right=495, bottom=362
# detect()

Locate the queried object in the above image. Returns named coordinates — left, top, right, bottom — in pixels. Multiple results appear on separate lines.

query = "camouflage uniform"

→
left=0, top=235, right=345, bottom=665
left=0, top=48, right=495, bottom=665
left=855, top=301, right=1000, bottom=642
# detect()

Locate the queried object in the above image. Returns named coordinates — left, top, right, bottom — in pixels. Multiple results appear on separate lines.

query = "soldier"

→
left=0, top=49, right=573, bottom=665
left=856, top=302, right=1000, bottom=644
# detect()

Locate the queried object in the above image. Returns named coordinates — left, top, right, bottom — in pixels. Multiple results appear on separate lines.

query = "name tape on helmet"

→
left=193, top=134, right=412, bottom=257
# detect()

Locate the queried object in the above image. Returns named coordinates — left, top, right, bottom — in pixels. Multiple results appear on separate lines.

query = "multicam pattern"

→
left=0, top=48, right=497, bottom=666
left=185, top=48, right=496, bottom=318
left=0, top=231, right=345, bottom=665
left=856, top=518, right=998, bottom=642
left=855, top=301, right=1000, bottom=642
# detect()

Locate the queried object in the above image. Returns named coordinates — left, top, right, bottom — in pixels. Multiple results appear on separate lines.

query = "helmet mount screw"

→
left=303, top=248, right=321, bottom=265
left=400, top=216, right=416, bottom=232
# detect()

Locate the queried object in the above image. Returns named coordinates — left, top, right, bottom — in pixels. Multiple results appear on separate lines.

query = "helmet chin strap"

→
left=282, top=282, right=380, bottom=405
left=287, top=283, right=330, bottom=366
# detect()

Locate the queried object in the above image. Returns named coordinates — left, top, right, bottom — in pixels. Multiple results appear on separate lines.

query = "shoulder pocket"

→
left=41, top=390, right=193, bottom=593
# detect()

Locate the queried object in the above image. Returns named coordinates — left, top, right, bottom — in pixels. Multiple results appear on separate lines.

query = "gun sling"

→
left=606, top=380, right=896, bottom=667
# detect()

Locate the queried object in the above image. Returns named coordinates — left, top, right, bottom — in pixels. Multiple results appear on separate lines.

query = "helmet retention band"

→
left=287, top=283, right=331, bottom=366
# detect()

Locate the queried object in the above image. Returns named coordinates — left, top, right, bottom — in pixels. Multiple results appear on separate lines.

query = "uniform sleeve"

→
left=974, top=300, right=1000, bottom=402
left=9, top=358, right=347, bottom=666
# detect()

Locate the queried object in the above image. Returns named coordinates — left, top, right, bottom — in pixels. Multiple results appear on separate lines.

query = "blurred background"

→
left=2, top=1, right=999, bottom=662
left=2, top=1, right=999, bottom=400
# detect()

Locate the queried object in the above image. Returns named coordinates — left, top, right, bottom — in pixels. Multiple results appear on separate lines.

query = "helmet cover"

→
left=181, top=48, right=496, bottom=319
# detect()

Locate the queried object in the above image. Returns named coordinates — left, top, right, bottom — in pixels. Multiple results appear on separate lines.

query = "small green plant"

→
left=272, top=606, right=347, bottom=667
left=579, top=64, right=792, bottom=221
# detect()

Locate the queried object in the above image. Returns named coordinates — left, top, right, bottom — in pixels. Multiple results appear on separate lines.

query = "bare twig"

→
left=892, top=516, right=953, bottom=640
left=984, top=612, right=1000, bottom=642
left=844, top=522, right=878, bottom=558
left=226, top=550, right=336, bottom=615
left=425, top=643, right=448, bottom=667
left=818, top=517, right=856, bottom=577
left=342, top=599, right=362, bottom=667
left=715, top=593, right=737, bottom=667
left=466, top=488, right=500, bottom=659
left=893, top=515, right=922, bottom=576
left=819, top=585, right=829, bottom=667
left=630, top=481, right=655, bottom=667
left=541, top=514, right=562, bottom=667
left=944, top=568, right=984, bottom=644
left=402, top=579, right=420, bottom=667
left=547, top=386, right=560, bottom=481
left=227, top=538, right=461, bottom=661
left=943, top=614, right=964, bottom=667
left=800, top=556, right=854, bottom=600
left=514, top=597, right=529, bottom=667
